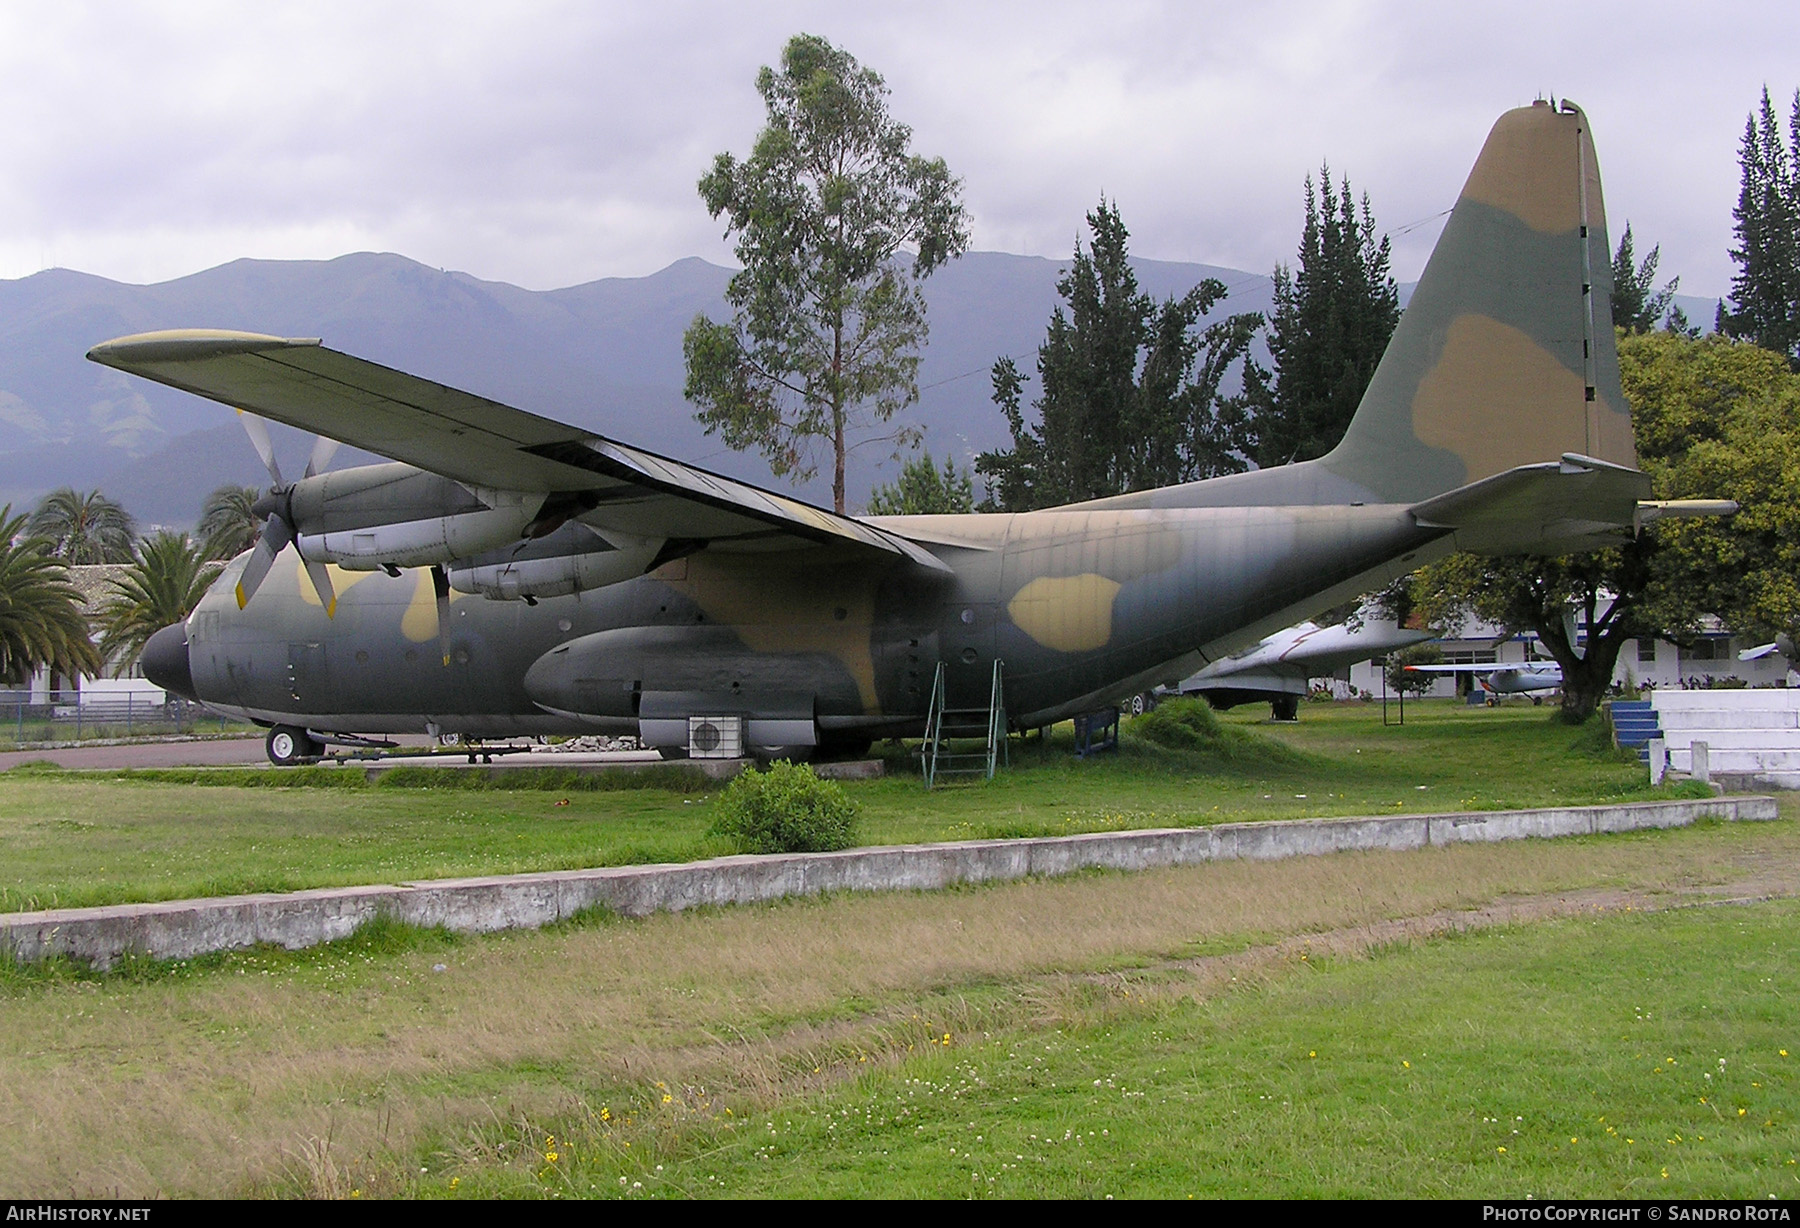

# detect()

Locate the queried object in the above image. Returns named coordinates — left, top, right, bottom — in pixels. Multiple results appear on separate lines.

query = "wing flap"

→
left=88, top=330, right=949, bottom=573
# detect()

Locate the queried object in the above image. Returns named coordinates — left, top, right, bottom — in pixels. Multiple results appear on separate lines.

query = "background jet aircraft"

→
left=1166, top=616, right=1434, bottom=720
left=106, top=102, right=1692, bottom=765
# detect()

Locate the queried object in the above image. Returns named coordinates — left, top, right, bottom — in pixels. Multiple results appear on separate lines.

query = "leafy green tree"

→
left=0, top=506, right=102, bottom=684
left=865, top=451, right=974, bottom=515
left=1244, top=168, right=1400, bottom=467
left=1610, top=223, right=1680, bottom=334
left=683, top=34, right=970, bottom=513
left=976, top=200, right=1260, bottom=511
left=26, top=488, right=136, bottom=564
left=1412, top=331, right=1800, bottom=722
left=1386, top=643, right=1444, bottom=696
left=1412, top=545, right=1660, bottom=723
left=1624, top=332, right=1800, bottom=647
left=94, top=532, right=221, bottom=675
left=1721, top=87, right=1800, bottom=366
left=197, top=485, right=262, bottom=560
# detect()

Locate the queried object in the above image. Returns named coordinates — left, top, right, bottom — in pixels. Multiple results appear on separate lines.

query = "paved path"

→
left=0, top=736, right=662, bottom=772
left=0, top=736, right=271, bottom=771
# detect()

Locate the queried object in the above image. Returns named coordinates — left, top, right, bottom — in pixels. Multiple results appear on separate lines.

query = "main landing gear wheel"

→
left=267, top=724, right=323, bottom=766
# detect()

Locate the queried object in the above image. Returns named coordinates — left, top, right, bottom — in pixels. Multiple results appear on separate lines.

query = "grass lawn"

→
left=524, top=898, right=1799, bottom=1199
left=2, top=815, right=1794, bottom=1198
left=0, top=700, right=1717, bottom=912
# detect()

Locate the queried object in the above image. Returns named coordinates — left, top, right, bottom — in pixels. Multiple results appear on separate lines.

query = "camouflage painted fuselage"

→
left=185, top=499, right=1444, bottom=739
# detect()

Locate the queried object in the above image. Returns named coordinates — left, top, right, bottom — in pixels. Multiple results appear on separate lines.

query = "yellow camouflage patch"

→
left=1413, top=314, right=1587, bottom=481
left=293, top=559, right=374, bottom=607
left=1007, top=573, right=1121, bottom=653
left=1457, top=104, right=1580, bottom=234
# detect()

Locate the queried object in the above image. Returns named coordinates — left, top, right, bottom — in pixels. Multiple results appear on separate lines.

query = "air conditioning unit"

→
left=687, top=715, right=744, bottom=759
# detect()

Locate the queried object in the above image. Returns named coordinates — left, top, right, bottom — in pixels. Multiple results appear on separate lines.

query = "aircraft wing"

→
left=86, top=330, right=950, bottom=573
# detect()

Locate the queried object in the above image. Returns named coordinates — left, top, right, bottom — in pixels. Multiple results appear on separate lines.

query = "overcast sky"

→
left=1, top=1, right=1792, bottom=300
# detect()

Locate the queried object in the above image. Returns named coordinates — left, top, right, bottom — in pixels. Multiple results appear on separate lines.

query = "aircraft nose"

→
left=140, top=621, right=197, bottom=701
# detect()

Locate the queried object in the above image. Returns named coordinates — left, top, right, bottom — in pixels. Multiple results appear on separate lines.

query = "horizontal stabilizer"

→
left=1408, top=453, right=1651, bottom=555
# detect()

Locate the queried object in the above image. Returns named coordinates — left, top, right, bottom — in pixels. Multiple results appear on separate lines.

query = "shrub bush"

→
left=707, top=761, right=859, bottom=854
left=1131, top=695, right=1223, bottom=750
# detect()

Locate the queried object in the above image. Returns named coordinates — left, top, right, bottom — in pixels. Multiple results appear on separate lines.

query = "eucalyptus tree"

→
left=683, top=33, right=970, bottom=513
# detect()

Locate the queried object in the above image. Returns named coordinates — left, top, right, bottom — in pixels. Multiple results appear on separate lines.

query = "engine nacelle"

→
left=448, top=527, right=662, bottom=600
left=285, top=462, right=547, bottom=571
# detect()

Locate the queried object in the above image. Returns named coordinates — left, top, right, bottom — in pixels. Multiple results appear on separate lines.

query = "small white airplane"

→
left=1404, top=660, right=1563, bottom=703
left=1739, top=635, right=1797, bottom=664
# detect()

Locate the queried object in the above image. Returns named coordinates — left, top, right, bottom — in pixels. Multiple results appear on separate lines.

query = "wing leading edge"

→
left=86, top=329, right=950, bottom=573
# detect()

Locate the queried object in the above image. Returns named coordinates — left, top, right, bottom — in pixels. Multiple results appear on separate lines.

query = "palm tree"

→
left=197, top=485, right=262, bottom=559
left=94, top=532, right=222, bottom=675
left=26, top=488, right=137, bottom=564
left=0, top=506, right=103, bottom=684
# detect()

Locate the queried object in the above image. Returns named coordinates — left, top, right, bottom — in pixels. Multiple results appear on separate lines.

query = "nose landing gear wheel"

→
left=267, top=725, right=324, bottom=766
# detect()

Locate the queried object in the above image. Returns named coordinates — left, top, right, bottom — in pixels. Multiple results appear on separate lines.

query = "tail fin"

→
left=1321, top=100, right=1637, bottom=503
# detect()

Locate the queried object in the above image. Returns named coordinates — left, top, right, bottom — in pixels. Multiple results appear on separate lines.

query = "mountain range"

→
left=0, top=251, right=1719, bottom=526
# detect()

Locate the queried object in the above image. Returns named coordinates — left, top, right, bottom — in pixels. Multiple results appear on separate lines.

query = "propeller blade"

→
left=235, top=515, right=293, bottom=609
left=237, top=410, right=283, bottom=488
left=303, top=435, right=340, bottom=480
left=303, top=558, right=337, bottom=618
left=432, top=564, right=452, bottom=665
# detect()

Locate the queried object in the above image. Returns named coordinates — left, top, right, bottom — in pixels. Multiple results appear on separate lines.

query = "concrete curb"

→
left=1, top=795, right=1779, bottom=968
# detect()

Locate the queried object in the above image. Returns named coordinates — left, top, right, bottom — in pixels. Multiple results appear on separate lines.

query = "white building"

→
left=1344, top=614, right=1791, bottom=701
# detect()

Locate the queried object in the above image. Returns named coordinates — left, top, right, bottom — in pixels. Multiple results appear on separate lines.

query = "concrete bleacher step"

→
left=1640, top=690, right=1800, bottom=786
left=1652, top=689, right=1800, bottom=711
left=1670, top=747, right=1800, bottom=772
left=1657, top=729, right=1800, bottom=751
left=1659, top=710, right=1800, bottom=731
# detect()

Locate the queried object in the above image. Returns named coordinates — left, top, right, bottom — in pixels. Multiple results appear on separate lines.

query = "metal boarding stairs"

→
left=921, top=659, right=1007, bottom=787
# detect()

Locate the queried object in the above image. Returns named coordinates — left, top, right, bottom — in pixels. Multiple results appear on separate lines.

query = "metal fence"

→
left=0, top=689, right=236, bottom=745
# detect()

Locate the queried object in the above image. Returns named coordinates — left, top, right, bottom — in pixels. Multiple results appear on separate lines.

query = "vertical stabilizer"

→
left=1321, top=101, right=1637, bottom=503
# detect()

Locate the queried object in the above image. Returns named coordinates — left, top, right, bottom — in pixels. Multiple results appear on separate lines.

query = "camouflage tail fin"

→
left=1320, top=100, right=1638, bottom=504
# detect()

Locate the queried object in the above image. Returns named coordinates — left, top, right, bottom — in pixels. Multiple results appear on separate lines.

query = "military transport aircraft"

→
left=102, top=101, right=1727, bottom=765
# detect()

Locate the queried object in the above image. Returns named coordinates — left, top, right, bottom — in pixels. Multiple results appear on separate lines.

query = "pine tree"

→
left=1722, top=87, right=1800, bottom=366
left=864, top=451, right=975, bottom=515
left=1610, top=223, right=1680, bottom=334
left=1245, top=168, right=1400, bottom=467
left=976, top=200, right=1258, bottom=511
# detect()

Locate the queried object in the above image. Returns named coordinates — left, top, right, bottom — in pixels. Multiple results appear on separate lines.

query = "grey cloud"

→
left=0, top=0, right=1793, bottom=296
